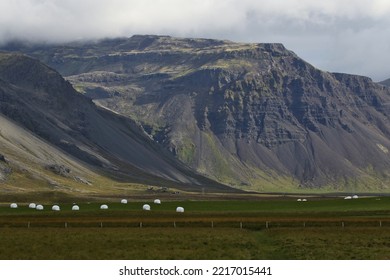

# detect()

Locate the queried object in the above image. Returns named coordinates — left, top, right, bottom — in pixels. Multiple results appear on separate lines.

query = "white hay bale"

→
left=344, top=196, right=352, bottom=200
left=176, top=207, right=184, bottom=213
left=154, top=199, right=161, bottom=204
left=100, top=204, right=108, bottom=210
left=302, top=199, right=307, bottom=202
left=352, top=195, right=359, bottom=199
left=29, top=203, right=36, bottom=209
left=36, top=205, right=44, bottom=210
left=72, top=205, right=80, bottom=211
left=121, top=199, right=128, bottom=204
left=143, top=204, right=151, bottom=211
left=10, top=203, right=18, bottom=209
left=52, top=205, right=60, bottom=211
left=297, top=199, right=302, bottom=202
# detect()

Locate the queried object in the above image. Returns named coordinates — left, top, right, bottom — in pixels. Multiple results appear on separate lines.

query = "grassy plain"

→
left=0, top=197, right=389, bottom=259
left=1, top=227, right=389, bottom=260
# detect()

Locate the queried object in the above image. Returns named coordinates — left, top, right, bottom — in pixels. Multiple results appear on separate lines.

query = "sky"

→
left=0, top=0, right=389, bottom=81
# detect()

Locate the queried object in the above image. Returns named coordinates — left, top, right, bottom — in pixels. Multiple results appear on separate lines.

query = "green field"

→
left=0, top=197, right=389, bottom=259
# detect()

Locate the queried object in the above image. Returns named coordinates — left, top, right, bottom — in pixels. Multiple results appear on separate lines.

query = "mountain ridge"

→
left=3, top=36, right=390, bottom=192
left=380, top=78, right=390, bottom=87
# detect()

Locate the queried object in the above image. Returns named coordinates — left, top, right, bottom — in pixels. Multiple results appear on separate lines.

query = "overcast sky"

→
left=0, top=0, right=389, bottom=81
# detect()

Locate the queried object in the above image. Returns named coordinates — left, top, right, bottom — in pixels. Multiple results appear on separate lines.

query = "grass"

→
left=0, top=197, right=389, bottom=259
left=1, top=197, right=390, bottom=220
left=1, top=196, right=389, bottom=212
left=0, top=227, right=389, bottom=260
left=0, top=228, right=259, bottom=260
left=265, top=228, right=390, bottom=260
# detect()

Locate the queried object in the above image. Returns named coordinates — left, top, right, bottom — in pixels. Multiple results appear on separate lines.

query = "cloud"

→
left=0, top=0, right=389, bottom=80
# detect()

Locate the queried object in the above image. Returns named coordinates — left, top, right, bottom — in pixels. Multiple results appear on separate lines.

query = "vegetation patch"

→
left=176, top=139, right=196, bottom=164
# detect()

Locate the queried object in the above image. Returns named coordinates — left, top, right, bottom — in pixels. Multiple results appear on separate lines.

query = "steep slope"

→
left=0, top=52, right=233, bottom=193
left=0, top=112, right=102, bottom=196
left=5, top=36, right=390, bottom=192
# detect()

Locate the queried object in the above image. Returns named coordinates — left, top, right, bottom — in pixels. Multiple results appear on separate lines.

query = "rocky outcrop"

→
left=0, top=154, right=11, bottom=181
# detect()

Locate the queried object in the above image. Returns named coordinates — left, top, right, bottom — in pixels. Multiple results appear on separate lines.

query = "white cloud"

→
left=0, top=0, right=389, bottom=80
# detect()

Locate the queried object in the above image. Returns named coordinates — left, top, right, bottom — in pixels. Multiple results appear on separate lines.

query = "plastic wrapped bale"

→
left=29, top=203, right=36, bottom=209
left=121, top=199, right=128, bottom=204
left=10, top=203, right=18, bottom=209
left=344, top=196, right=352, bottom=200
left=352, top=195, right=359, bottom=199
left=297, top=199, right=302, bottom=202
left=72, top=205, right=80, bottom=211
left=100, top=204, right=108, bottom=210
left=154, top=199, right=161, bottom=204
left=143, top=204, right=151, bottom=211
left=52, top=205, right=60, bottom=211
left=36, top=205, right=44, bottom=210
left=302, top=199, right=307, bottom=202
left=176, top=207, right=184, bottom=213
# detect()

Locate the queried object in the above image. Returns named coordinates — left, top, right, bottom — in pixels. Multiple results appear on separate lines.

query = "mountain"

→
left=379, top=78, right=390, bottom=87
left=4, top=36, right=390, bottom=192
left=0, top=52, right=234, bottom=197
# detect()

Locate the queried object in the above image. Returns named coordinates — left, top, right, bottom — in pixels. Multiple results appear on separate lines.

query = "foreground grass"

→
left=0, top=227, right=389, bottom=260
left=267, top=228, right=390, bottom=260
left=1, top=197, right=389, bottom=260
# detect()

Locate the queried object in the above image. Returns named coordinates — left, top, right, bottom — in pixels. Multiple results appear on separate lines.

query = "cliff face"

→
left=5, top=36, right=390, bottom=192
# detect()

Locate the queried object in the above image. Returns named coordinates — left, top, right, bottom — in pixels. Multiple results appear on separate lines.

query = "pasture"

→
left=0, top=197, right=389, bottom=259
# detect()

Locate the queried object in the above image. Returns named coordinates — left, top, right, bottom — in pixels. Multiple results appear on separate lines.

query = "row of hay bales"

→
left=344, top=195, right=359, bottom=200
left=119, top=199, right=161, bottom=205
left=296, top=195, right=359, bottom=202
left=10, top=203, right=46, bottom=210
left=10, top=202, right=81, bottom=211
left=9, top=198, right=185, bottom=213
left=119, top=198, right=184, bottom=212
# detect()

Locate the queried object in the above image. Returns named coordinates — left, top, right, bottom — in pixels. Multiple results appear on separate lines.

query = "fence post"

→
left=28, top=222, right=30, bottom=228
left=342, top=222, right=344, bottom=228
left=65, top=222, right=67, bottom=228
left=266, top=221, right=269, bottom=229
left=211, top=221, right=214, bottom=228
left=174, top=221, right=176, bottom=228
left=380, top=221, right=382, bottom=227
left=100, top=222, right=103, bottom=228
left=303, top=222, right=306, bottom=228
left=140, top=222, right=142, bottom=228
left=240, top=222, right=242, bottom=229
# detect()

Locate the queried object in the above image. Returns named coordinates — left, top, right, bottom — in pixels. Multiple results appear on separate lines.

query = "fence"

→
left=0, top=220, right=389, bottom=229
